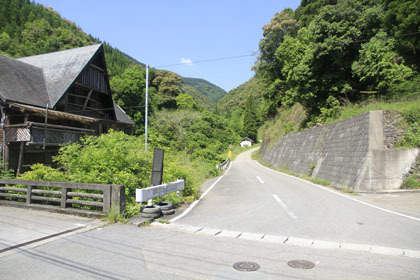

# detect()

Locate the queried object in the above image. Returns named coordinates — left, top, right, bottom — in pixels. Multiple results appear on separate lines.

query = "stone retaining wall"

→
left=261, top=111, right=419, bottom=191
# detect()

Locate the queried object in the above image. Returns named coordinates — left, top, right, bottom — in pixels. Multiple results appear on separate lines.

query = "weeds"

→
left=402, top=175, right=420, bottom=189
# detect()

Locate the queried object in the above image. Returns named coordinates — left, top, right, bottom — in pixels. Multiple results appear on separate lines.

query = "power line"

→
left=155, top=52, right=258, bottom=68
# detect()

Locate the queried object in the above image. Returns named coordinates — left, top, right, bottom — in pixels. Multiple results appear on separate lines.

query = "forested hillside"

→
left=254, top=0, right=419, bottom=125
left=219, top=0, right=420, bottom=148
left=0, top=0, right=225, bottom=128
left=183, top=77, right=226, bottom=104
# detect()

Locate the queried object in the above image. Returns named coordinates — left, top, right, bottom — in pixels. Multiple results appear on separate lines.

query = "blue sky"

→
left=35, top=0, right=301, bottom=91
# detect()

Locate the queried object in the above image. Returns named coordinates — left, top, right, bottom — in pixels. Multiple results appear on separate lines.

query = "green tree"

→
left=110, top=65, right=147, bottom=132
left=0, top=31, right=11, bottom=52
left=176, top=93, right=200, bottom=110
left=256, top=8, right=298, bottom=81
left=242, top=95, right=258, bottom=141
left=152, top=70, right=184, bottom=109
left=352, top=31, right=415, bottom=96
left=384, top=0, right=420, bottom=70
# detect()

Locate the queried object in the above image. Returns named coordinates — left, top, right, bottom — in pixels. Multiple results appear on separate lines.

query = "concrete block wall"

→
left=261, top=111, right=419, bottom=192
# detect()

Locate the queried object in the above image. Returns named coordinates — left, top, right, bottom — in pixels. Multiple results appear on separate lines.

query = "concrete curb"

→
left=151, top=222, right=420, bottom=260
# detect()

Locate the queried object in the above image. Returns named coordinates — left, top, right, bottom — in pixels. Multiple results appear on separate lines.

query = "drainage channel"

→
left=0, top=225, right=85, bottom=254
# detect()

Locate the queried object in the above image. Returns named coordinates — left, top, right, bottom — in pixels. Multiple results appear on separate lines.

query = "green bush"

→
left=400, top=108, right=420, bottom=147
left=18, top=130, right=221, bottom=217
left=18, top=163, right=67, bottom=181
left=402, top=175, right=420, bottom=189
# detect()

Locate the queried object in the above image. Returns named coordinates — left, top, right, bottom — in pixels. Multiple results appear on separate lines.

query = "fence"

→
left=216, top=156, right=230, bottom=171
left=0, top=179, right=125, bottom=217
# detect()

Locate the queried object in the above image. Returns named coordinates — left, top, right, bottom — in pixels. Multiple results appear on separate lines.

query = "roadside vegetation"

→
left=1, top=0, right=420, bottom=215
left=18, top=130, right=234, bottom=217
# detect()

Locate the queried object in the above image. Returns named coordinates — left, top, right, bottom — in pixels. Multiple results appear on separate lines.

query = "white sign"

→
left=136, top=179, right=185, bottom=202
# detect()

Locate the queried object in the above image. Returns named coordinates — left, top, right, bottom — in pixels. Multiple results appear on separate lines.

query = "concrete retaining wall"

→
left=261, top=110, right=419, bottom=192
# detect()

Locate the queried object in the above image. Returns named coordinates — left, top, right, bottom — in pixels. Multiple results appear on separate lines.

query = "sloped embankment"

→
left=261, top=111, right=419, bottom=192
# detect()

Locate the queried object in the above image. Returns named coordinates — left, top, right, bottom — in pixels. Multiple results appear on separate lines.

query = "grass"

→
left=157, top=218, right=170, bottom=224
left=106, top=204, right=127, bottom=223
left=251, top=148, right=263, bottom=160
left=228, top=143, right=260, bottom=161
left=334, top=99, right=420, bottom=123
left=401, top=174, right=420, bottom=189
left=257, top=159, right=360, bottom=194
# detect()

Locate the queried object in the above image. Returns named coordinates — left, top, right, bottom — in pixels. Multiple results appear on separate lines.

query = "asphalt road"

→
left=175, top=148, right=420, bottom=251
left=1, top=223, right=419, bottom=280
left=1, top=148, right=419, bottom=279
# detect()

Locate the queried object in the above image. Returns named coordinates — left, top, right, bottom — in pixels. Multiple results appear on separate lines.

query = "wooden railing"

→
left=0, top=179, right=125, bottom=217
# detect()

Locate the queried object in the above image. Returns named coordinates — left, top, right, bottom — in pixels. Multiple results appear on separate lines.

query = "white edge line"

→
left=256, top=161, right=420, bottom=223
left=256, top=176, right=264, bottom=184
left=272, top=194, right=297, bottom=219
left=170, top=162, right=232, bottom=223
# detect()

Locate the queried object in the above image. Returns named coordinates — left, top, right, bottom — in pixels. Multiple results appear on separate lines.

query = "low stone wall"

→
left=261, top=110, right=419, bottom=192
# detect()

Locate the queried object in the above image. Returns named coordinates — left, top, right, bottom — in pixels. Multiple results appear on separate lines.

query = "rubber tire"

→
left=154, top=201, right=173, bottom=211
left=161, top=209, right=175, bottom=216
left=142, top=206, right=161, bottom=214
left=141, top=212, right=161, bottom=219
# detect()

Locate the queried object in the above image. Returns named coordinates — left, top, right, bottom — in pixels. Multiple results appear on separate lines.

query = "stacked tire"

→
left=140, top=201, right=174, bottom=219
left=141, top=206, right=161, bottom=219
left=155, top=201, right=174, bottom=216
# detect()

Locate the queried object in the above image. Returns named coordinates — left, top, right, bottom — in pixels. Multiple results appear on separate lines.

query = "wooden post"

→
left=111, top=185, right=125, bottom=215
left=61, top=187, right=68, bottom=208
left=82, top=89, right=93, bottom=112
left=102, top=185, right=111, bottom=214
left=17, top=114, right=29, bottom=175
left=17, top=142, right=25, bottom=175
left=26, top=185, right=32, bottom=205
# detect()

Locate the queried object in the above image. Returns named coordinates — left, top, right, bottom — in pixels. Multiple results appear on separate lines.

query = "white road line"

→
left=272, top=194, right=297, bottom=219
left=256, top=176, right=264, bottom=184
left=256, top=161, right=420, bottom=223
left=170, top=162, right=232, bottom=223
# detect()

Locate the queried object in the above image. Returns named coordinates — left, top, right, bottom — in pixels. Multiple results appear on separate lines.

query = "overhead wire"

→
left=155, top=52, right=258, bottom=68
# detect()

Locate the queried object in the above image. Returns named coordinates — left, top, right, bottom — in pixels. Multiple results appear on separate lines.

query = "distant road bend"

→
left=173, top=148, right=420, bottom=251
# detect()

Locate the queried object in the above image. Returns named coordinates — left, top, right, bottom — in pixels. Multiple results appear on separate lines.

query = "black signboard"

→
left=151, top=148, right=164, bottom=186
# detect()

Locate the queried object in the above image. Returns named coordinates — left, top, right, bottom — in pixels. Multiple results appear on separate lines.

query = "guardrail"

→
left=136, top=179, right=184, bottom=203
left=216, top=156, right=230, bottom=171
left=0, top=179, right=125, bottom=217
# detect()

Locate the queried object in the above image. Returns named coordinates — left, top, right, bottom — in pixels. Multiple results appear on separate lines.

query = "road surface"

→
left=1, top=148, right=419, bottom=279
left=174, top=148, right=420, bottom=251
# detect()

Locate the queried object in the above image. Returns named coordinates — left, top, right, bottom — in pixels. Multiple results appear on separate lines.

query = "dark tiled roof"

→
left=1, top=44, right=133, bottom=126
left=17, top=44, right=102, bottom=107
left=0, top=54, right=50, bottom=107
left=113, top=102, right=135, bottom=125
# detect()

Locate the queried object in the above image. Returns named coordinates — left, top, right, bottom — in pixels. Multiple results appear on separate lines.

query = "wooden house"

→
left=240, top=137, right=254, bottom=147
left=0, top=44, right=134, bottom=174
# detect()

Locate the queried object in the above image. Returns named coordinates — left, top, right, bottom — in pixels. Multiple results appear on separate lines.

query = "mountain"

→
left=0, top=0, right=222, bottom=108
left=183, top=77, right=226, bottom=104
left=217, top=76, right=263, bottom=115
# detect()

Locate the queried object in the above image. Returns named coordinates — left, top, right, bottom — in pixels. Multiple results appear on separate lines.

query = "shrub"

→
left=19, top=130, right=221, bottom=217
left=400, top=108, right=420, bottom=147
left=402, top=175, right=420, bottom=189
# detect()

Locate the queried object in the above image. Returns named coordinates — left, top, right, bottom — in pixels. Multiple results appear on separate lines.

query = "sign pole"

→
left=145, top=64, right=149, bottom=152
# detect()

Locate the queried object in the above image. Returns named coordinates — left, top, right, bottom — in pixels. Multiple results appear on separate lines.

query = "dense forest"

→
left=252, top=0, right=420, bottom=126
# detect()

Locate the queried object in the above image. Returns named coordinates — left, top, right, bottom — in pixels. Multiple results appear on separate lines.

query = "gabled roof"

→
left=240, top=137, right=254, bottom=143
left=113, top=103, right=135, bottom=125
left=17, top=44, right=102, bottom=107
left=0, top=54, right=50, bottom=107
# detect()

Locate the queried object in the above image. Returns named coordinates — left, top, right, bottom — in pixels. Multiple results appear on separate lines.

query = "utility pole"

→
left=145, top=64, right=149, bottom=151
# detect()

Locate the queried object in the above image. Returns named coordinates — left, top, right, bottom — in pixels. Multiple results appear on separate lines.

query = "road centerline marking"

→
left=255, top=161, right=420, bottom=223
left=256, top=176, right=264, bottom=184
left=272, top=194, right=297, bottom=219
